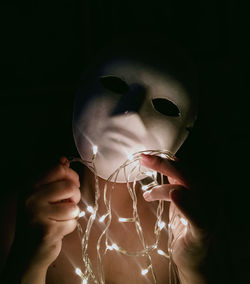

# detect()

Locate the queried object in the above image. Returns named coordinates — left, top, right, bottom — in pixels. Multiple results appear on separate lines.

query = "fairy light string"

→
left=70, top=147, right=187, bottom=284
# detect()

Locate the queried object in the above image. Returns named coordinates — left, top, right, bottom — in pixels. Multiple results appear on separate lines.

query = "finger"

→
left=55, top=219, right=78, bottom=237
left=140, top=154, right=189, bottom=188
left=143, top=184, right=183, bottom=202
left=35, top=158, right=80, bottom=188
left=47, top=203, right=80, bottom=221
left=31, top=202, right=80, bottom=223
left=28, top=180, right=81, bottom=205
left=170, top=188, right=208, bottom=237
left=59, top=156, right=70, bottom=167
left=42, top=219, right=78, bottom=241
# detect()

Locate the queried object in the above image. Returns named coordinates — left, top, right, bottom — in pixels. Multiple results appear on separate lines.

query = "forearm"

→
left=21, top=265, right=47, bottom=284
left=1, top=231, right=48, bottom=284
left=1, top=247, right=48, bottom=284
left=179, top=270, right=209, bottom=284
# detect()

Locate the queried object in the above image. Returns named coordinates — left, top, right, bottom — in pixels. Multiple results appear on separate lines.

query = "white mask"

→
left=73, top=59, right=197, bottom=182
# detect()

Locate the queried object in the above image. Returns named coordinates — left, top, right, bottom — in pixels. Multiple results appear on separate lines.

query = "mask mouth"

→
left=96, top=149, right=177, bottom=183
left=103, top=125, right=142, bottom=144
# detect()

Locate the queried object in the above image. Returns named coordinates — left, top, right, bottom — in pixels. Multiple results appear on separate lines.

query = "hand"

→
left=24, top=157, right=81, bottom=270
left=140, top=154, right=215, bottom=284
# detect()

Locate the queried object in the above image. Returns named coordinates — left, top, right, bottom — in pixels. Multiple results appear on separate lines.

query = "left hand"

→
left=140, top=154, right=214, bottom=284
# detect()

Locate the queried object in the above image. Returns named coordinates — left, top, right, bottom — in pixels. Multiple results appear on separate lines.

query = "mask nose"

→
left=111, top=84, right=146, bottom=116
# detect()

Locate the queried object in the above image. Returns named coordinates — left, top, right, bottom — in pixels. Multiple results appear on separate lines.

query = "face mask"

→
left=73, top=59, right=197, bottom=182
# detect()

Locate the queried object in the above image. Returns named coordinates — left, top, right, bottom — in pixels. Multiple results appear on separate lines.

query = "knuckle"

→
left=41, top=223, right=58, bottom=242
left=64, top=219, right=77, bottom=235
left=64, top=203, right=79, bottom=218
left=57, top=164, right=67, bottom=177
left=64, top=180, right=77, bottom=194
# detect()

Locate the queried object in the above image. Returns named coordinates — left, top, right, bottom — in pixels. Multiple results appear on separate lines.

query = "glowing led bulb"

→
left=75, top=267, right=82, bottom=276
left=141, top=185, right=149, bottom=191
left=145, top=170, right=157, bottom=178
left=75, top=267, right=87, bottom=283
left=112, top=243, right=119, bottom=250
left=107, top=245, right=113, bottom=251
left=180, top=217, right=188, bottom=226
left=159, top=153, right=167, bottom=158
left=153, top=171, right=157, bottom=178
left=92, top=145, right=98, bottom=155
left=87, top=206, right=94, bottom=214
left=157, top=249, right=169, bottom=258
left=127, top=153, right=134, bottom=161
left=157, top=249, right=164, bottom=256
left=118, top=217, right=127, bottom=222
left=99, top=214, right=108, bottom=223
left=78, top=211, right=85, bottom=218
left=141, top=268, right=149, bottom=275
left=158, top=221, right=166, bottom=230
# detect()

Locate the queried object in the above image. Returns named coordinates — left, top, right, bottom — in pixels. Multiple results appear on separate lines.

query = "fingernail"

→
left=140, top=154, right=153, bottom=163
left=143, top=190, right=153, bottom=201
left=60, top=157, right=69, bottom=165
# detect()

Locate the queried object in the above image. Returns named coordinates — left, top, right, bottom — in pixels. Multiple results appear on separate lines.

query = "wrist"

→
left=21, top=264, right=48, bottom=284
left=178, top=267, right=209, bottom=284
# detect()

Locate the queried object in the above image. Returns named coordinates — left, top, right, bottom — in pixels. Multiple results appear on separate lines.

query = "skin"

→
left=20, top=157, right=81, bottom=283
left=140, top=154, right=212, bottom=284
left=2, top=154, right=214, bottom=284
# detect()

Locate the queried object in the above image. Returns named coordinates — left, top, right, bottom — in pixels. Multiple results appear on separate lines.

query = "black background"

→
left=0, top=0, right=249, bottom=282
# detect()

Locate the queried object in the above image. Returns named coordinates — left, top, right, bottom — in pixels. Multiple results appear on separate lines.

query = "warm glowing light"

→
left=157, top=249, right=169, bottom=258
left=112, top=243, right=119, bottom=250
left=180, top=217, right=188, bottom=226
left=78, top=211, right=85, bottom=218
left=145, top=170, right=157, bottom=179
left=157, top=249, right=164, bottom=255
left=99, top=214, right=108, bottom=223
left=87, top=206, right=94, bottom=214
left=158, top=221, right=166, bottom=230
left=69, top=149, right=178, bottom=284
left=141, top=268, right=149, bottom=275
left=118, top=217, right=135, bottom=222
left=159, top=153, right=167, bottom=158
left=107, top=243, right=119, bottom=251
left=141, top=185, right=149, bottom=191
left=107, top=245, right=113, bottom=251
left=92, top=145, right=98, bottom=155
left=75, top=267, right=82, bottom=276
left=127, top=153, right=134, bottom=161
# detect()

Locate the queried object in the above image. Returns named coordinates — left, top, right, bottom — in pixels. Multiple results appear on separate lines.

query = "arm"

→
left=140, top=154, right=221, bottom=284
left=1, top=157, right=81, bottom=284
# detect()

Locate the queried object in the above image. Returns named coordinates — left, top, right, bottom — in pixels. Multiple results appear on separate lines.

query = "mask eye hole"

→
left=100, top=76, right=129, bottom=94
left=152, top=98, right=180, bottom=117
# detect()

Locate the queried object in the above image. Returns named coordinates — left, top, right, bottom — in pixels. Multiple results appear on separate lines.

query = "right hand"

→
left=25, top=157, right=81, bottom=269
